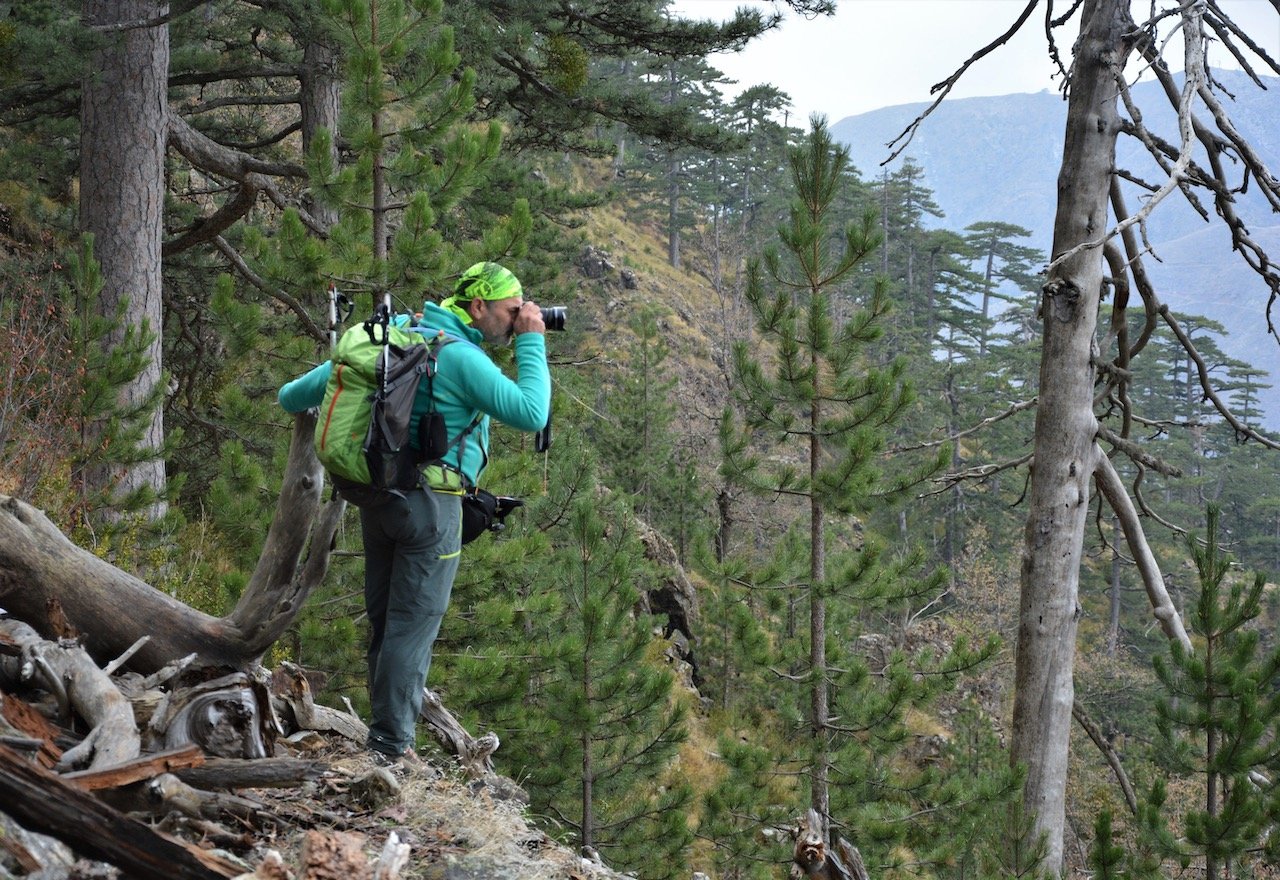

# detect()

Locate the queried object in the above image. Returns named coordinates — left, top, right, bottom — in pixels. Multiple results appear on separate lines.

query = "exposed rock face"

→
left=578, top=245, right=615, bottom=280
left=633, top=514, right=701, bottom=689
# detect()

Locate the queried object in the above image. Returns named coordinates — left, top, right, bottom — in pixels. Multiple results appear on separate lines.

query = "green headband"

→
left=432, top=262, right=522, bottom=325
left=454, top=261, right=522, bottom=302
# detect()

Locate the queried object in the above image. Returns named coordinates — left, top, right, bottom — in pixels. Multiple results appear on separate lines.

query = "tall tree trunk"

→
left=1009, top=1, right=1133, bottom=874
left=809, top=351, right=829, bottom=828
left=668, top=151, right=681, bottom=269
left=300, top=33, right=341, bottom=231
left=1108, top=521, right=1122, bottom=657
left=79, top=0, right=170, bottom=520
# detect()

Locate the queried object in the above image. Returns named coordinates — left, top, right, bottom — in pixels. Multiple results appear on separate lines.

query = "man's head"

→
left=441, top=262, right=524, bottom=345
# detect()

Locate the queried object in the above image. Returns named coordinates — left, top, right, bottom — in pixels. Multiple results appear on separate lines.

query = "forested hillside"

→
left=3, top=2, right=1280, bottom=879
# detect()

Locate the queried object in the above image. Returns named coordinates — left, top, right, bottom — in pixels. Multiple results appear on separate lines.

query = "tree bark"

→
left=1009, top=1, right=1134, bottom=874
left=300, top=32, right=342, bottom=231
left=79, top=0, right=170, bottom=519
left=0, top=413, right=337, bottom=674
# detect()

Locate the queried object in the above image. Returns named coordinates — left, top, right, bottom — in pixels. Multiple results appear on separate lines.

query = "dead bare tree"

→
left=894, top=0, right=1280, bottom=874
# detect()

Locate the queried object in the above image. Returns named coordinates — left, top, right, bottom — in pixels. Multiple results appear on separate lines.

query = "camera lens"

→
left=540, top=306, right=567, bottom=331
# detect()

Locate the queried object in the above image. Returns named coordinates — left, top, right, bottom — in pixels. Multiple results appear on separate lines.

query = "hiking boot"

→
left=369, top=746, right=427, bottom=773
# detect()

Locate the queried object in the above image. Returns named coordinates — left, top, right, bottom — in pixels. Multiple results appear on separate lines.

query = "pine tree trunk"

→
left=668, top=152, right=681, bottom=269
left=809, top=355, right=829, bottom=826
left=1010, top=1, right=1133, bottom=873
left=78, top=0, right=169, bottom=520
left=301, top=35, right=341, bottom=231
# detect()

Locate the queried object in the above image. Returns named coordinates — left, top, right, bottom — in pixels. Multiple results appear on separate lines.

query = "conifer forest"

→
left=3, top=1, right=1280, bottom=878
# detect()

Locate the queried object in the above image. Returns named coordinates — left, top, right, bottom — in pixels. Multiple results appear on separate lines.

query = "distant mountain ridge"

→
left=830, top=71, right=1280, bottom=429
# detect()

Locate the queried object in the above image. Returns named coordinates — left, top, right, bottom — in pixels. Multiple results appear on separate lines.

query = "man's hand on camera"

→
left=514, top=301, right=545, bottom=335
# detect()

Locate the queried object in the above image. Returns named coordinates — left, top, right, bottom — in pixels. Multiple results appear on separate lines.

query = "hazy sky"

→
left=669, top=1, right=1280, bottom=122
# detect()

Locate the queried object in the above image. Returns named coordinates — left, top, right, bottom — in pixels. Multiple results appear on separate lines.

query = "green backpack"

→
left=314, top=309, right=457, bottom=507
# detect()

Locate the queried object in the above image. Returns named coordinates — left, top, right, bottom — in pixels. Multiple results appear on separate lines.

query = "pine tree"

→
left=441, top=0, right=788, bottom=156
left=430, top=438, right=692, bottom=877
left=719, top=119, right=1003, bottom=869
left=1149, top=504, right=1280, bottom=878
left=64, top=236, right=180, bottom=524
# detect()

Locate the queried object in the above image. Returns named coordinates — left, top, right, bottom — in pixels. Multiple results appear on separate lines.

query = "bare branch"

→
left=921, top=453, right=1034, bottom=497
left=1072, top=697, right=1138, bottom=816
left=168, top=113, right=307, bottom=181
left=163, top=174, right=266, bottom=258
left=1159, top=305, right=1280, bottom=450
left=1050, top=13, right=1207, bottom=272
left=884, top=1, right=1041, bottom=165
left=1204, top=1, right=1280, bottom=80
left=892, top=397, right=1037, bottom=453
left=1093, top=453, right=1192, bottom=652
left=168, top=114, right=329, bottom=238
left=169, top=65, right=303, bottom=89
left=1129, top=461, right=1189, bottom=536
left=1097, top=425, right=1183, bottom=477
left=187, top=93, right=301, bottom=115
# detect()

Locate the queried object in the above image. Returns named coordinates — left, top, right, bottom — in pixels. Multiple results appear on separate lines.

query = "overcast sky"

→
left=669, top=0, right=1280, bottom=122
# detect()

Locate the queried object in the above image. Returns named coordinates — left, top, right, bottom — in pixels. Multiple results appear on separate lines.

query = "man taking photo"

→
left=278, top=261, right=551, bottom=767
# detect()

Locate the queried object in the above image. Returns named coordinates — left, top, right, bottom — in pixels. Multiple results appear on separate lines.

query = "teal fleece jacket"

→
left=278, top=302, right=550, bottom=486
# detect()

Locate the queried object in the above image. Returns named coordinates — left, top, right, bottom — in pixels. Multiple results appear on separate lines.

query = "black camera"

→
left=540, top=306, right=567, bottom=331
left=491, top=495, right=524, bottom=532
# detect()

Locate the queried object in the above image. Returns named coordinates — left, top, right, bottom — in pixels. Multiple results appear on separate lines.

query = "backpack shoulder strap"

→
left=410, top=328, right=486, bottom=474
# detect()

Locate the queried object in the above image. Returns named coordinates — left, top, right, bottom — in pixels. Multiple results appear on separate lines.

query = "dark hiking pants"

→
left=360, top=487, right=462, bottom=757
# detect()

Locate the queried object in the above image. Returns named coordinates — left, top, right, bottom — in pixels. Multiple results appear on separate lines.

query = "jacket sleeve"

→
left=451, top=333, right=550, bottom=431
left=278, top=361, right=332, bottom=413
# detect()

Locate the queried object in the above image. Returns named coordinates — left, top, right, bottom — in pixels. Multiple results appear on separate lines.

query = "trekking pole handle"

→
left=327, top=283, right=338, bottom=351
left=535, top=414, right=552, bottom=453
left=365, top=302, right=391, bottom=345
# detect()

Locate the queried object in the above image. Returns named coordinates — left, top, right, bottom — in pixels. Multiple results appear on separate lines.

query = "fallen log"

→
left=274, top=661, right=368, bottom=743
left=0, top=691, right=63, bottom=768
left=151, top=671, right=276, bottom=759
left=0, top=743, right=243, bottom=880
left=174, top=756, right=330, bottom=791
left=0, top=412, right=340, bottom=674
left=61, top=744, right=205, bottom=791
left=419, top=687, right=498, bottom=778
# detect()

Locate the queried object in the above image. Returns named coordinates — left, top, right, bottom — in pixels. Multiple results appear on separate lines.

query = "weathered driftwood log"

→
left=0, top=743, right=243, bottom=880
left=0, top=412, right=341, bottom=674
left=0, top=809, right=75, bottom=875
left=419, top=687, right=499, bottom=778
left=145, top=772, right=270, bottom=824
left=151, top=671, right=277, bottom=759
left=0, top=619, right=140, bottom=770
